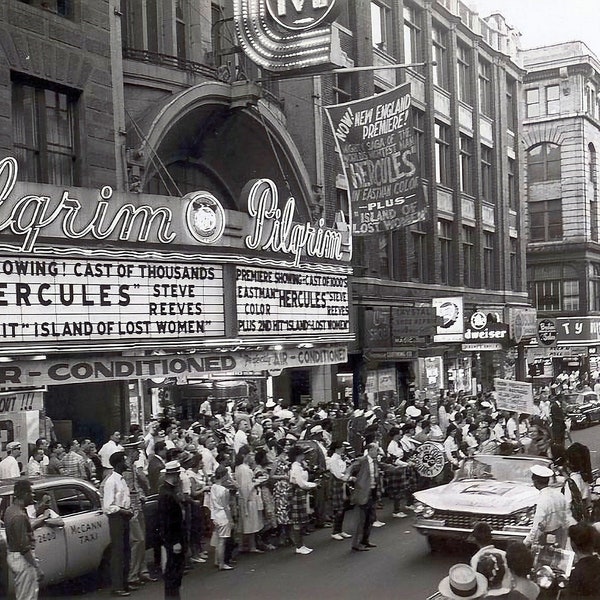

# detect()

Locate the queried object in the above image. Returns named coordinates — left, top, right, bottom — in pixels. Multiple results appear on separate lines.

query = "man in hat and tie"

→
left=524, top=464, right=575, bottom=548
left=158, top=460, right=185, bottom=598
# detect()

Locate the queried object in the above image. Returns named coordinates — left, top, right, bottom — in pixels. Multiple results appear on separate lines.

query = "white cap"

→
left=6, top=441, right=21, bottom=451
left=310, top=425, right=323, bottom=434
left=164, top=460, right=181, bottom=474
left=353, top=409, right=364, bottom=418
left=530, top=464, right=554, bottom=478
left=406, top=406, right=421, bottom=418
left=265, top=399, right=276, bottom=408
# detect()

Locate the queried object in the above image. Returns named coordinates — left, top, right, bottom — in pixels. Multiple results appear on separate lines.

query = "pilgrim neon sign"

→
left=244, top=179, right=343, bottom=267
left=0, top=157, right=345, bottom=266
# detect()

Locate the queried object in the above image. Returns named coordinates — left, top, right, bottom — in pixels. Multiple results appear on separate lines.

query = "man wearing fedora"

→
left=524, top=464, right=574, bottom=548
left=158, top=460, right=185, bottom=598
left=438, top=564, right=488, bottom=599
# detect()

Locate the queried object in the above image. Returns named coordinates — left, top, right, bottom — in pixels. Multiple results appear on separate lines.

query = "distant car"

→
left=564, top=391, right=600, bottom=429
left=0, top=476, right=111, bottom=594
left=412, top=454, right=553, bottom=551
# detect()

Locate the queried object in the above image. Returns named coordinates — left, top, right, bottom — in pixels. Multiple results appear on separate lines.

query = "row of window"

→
left=525, top=85, right=560, bottom=118
left=372, top=2, right=517, bottom=124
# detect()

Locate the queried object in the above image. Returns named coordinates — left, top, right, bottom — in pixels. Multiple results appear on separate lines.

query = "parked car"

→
left=412, top=454, right=553, bottom=551
left=0, top=475, right=159, bottom=594
left=564, top=391, right=600, bottom=429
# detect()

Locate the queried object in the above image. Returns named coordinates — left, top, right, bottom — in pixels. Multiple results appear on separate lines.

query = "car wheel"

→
left=426, top=536, right=447, bottom=553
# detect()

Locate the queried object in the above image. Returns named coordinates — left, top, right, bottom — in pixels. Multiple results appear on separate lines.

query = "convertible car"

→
left=412, top=454, right=553, bottom=551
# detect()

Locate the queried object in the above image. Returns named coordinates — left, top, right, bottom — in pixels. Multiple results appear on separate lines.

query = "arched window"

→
left=589, top=143, right=597, bottom=184
left=527, top=143, right=561, bottom=183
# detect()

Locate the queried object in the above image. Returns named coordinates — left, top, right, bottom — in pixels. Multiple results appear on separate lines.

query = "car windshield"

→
left=566, top=393, right=597, bottom=406
left=454, top=455, right=551, bottom=483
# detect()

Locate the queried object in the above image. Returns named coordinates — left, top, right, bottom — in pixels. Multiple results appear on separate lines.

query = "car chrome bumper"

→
left=413, top=520, right=529, bottom=541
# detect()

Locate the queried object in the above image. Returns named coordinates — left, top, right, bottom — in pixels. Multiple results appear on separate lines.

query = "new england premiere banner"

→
left=324, top=83, right=427, bottom=235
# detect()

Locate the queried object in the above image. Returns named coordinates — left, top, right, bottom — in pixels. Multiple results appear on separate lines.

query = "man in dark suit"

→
left=158, top=461, right=185, bottom=599
left=348, top=442, right=380, bottom=552
left=148, top=441, right=167, bottom=494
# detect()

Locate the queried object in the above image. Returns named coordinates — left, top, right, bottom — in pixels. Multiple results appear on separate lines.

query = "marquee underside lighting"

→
left=234, top=0, right=346, bottom=73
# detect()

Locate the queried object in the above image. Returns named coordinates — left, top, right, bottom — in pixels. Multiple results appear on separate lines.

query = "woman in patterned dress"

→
left=254, top=448, right=277, bottom=550
left=289, top=445, right=318, bottom=555
left=271, top=439, right=293, bottom=546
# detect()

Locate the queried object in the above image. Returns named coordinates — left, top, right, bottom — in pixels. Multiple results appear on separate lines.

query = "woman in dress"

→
left=271, top=439, right=293, bottom=546
left=234, top=448, right=265, bottom=553
left=254, top=448, right=277, bottom=550
left=289, top=445, right=317, bottom=555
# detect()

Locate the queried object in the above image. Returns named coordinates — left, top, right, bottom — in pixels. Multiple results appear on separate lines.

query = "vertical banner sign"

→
left=324, top=83, right=427, bottom=236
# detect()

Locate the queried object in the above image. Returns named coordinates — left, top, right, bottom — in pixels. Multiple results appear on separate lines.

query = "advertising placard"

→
left=0, top=257, right=224, bottom=344
left=493, top=378, right=535, bottom=414
left=0, top=389, right=44, bottom=414
left=432, top=297, right=464, bottom=343
left=324, top=83, right=427, bottom=236
left=236, top=266, right=349, bottom=335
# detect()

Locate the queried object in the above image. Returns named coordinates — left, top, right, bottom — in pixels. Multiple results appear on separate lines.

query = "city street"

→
left=41, top=426, right=598, bottom=600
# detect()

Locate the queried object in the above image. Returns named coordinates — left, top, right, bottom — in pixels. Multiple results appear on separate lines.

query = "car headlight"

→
left=412, top=501, right=435, bottom=517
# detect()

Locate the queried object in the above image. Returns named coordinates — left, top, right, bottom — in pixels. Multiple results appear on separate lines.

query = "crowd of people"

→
left=3, top=374, right=600, bottom=599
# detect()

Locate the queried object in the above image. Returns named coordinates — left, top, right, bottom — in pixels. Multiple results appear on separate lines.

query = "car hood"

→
left=414, top=479, right=540, bottom=514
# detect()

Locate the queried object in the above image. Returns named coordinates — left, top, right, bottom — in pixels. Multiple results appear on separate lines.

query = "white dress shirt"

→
left=102, top=471, right=131, bottom=515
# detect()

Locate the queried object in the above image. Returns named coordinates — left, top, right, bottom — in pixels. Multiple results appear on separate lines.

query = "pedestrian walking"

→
left=5, top=479, right=42, bottom=600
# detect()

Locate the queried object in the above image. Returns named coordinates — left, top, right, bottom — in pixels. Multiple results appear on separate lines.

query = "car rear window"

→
left=52, top=486, right=96, bottom=516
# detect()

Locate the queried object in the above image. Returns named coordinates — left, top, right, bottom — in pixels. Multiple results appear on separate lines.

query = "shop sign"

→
left=367, top=350, right=417, bottom=360
left=537, top=318, right=557, bottom=346
left=324, top=83, right=427, bottom=236
left=0, top=389, right=44, bottom=414
left=391, top=306, right=437, bottom=341
left=433, top=297, right=464, bottom=343
left=555, top=317, right=600, bottom=344
left=0, top=345, right=348, bottom=387
left=0, top=257, right=225, bottom=344
left=0, top=158, right=347, bottom=266
left=508, top=307, right=537, bottom=343
left=462, top=343, right=503, bottom=352
left=527, top=346, right=579, bottom=360
left=234, top=0, right=345, bottom=72
left=364, top=307, right=391, bottom=347
left=236, top=265, right=349, bottom=335
left=493, top=378, right=534, bottom=414
left=464, top=323, right=508, bottom=343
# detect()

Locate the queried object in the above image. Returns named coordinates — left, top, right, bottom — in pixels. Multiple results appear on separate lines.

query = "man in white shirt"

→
left=199, top=435, right=218, bottom=479
left=98, top=431, right=124, bottom=479
left=524, top=464, right=575, bottom=548
left=27, top=448, right=46, bottom=477
left=233, top=420, right=250, bottom=455
left=102, top=451, right=134, bottom=596
left=0, top=441, right=22, bottom=478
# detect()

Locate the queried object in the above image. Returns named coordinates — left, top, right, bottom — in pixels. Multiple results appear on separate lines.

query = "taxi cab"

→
left=0, top=476, right=110, bottom=593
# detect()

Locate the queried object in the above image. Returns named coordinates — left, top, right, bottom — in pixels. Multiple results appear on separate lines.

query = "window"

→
left=463, top=226, right=476, bottom=287
left=483, top=232, right=495, bottom=289
left=506, top=76, right=517, bottom=132
left=457, top=42, right=472, bottom=104
left=509, top=238, right=518, bottom=290
left=176, top=0, right=187, bottom=61
left=439, top=220, right=453, bottom=284
left=377, top=234, right=391, bottom=278
left=507, top=158, right=516, bottom=210
left=526, top=89, right=540, bottom=118
left=585, top=84, right=597, bottom=118
left=17, top=0, right=75, bottom=20
left=413, top=109, right=425, bottom=170
left=333, top=73, right=352, bottom=104
left=434, top=122, right=450, bottom=186
left=53, top=486, right=95, bottom=516
left=12, top=74, right=79, bottom=185
left=589, top=143, right=597, bottom=184
left=546, top=85, right=560, bottom=115
left=527, top=143, right=561, bottom=183
left=432, top=24, right=449, bottom=89
left=411, top=222, right=428, bottom=281
left=481, top=145, right=493, bottom=201
left=403, top=5, right=423, bottom=64
left=478, top=58, right=492, bottom=116
left=590, top=264, right=600, bottom=311
left=529, top=199, right=562, bottom=241
left=531, top=279, right=579, bottom=312
left=371, top=2, right=391, bottom=52
left=459, top=136, right=473, bottom=195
